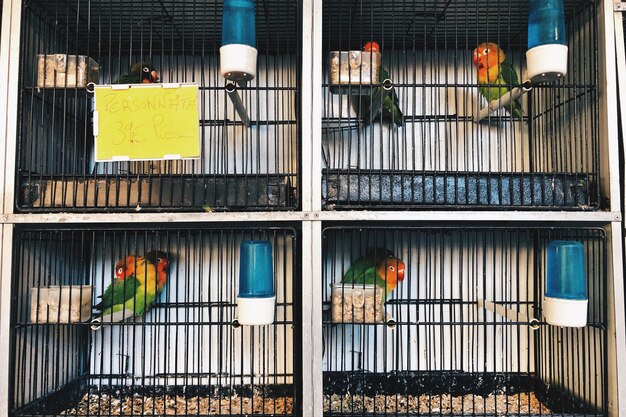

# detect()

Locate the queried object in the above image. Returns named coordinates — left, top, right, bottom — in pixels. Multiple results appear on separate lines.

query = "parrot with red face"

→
left=93, top=254, right=159, bottom=322
left=351, top=41, right=404, bottom=127
left=342, top=248, right=406, bottom=300
left=114, top=62, right=159, bottom=84
left=472, top=42, right=522, bottom=119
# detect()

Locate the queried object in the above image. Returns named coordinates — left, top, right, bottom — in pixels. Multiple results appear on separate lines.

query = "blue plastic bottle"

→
left=239, top=240, right=274, bottom=298
left=528, top=0, right=567, bottom=49
left=220, top=0, right=258, bottom=81
left=544, top=240, right=587, bottom=327
left=526, top=0, right=568, bottom=82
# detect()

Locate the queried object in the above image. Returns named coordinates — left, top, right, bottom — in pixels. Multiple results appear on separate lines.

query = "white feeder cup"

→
left=526, top=44, right=568, bottom=83
left=220, top=44, right=257, bottom=82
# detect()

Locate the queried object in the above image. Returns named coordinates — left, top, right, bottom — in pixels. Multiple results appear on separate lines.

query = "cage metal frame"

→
left=321, top=224, right=609, bottom=417
left=13, top=0, right=302, bottom=213
left=0, top=1, right=624, bottom=417
left=7, top=223, right=302, bottom=417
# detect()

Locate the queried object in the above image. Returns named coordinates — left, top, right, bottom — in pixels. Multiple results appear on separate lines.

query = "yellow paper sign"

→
left=94, top=83, right=200, bottom=161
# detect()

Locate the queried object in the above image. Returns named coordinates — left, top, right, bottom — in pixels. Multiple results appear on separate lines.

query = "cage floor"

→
left=14, top=385, right=294, bottom=417
left=323, top=392, right=548, bottom=415
left=322, top=372, right=597, bottom=416
left=322, top=170, right=595, bottom=209
left=60, top=393, right=294, bottom=416
left=19, top=174, right=295, bottom=210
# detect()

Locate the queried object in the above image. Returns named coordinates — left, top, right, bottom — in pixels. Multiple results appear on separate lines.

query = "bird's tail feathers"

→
left=90, top=308, right=136, bottom=330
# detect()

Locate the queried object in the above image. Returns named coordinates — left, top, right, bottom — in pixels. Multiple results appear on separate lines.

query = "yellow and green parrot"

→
left=93, top=254, right=159, bottom=320
left=113, top=62, right=159, bottom=84
left=351, top=41, right=404, bottom=127
left=342, top=248, right=406, bottom=300
left=472, top=42, right=523, bottom=119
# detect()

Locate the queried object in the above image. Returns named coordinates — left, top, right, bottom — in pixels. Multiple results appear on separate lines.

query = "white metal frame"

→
left=0, top=1, right=624, bottom=417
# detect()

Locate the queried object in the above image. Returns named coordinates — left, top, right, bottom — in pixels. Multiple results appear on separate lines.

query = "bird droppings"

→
left=323, top=392, right=550, bottom=415
left=60, top=393, right=294, bottom=415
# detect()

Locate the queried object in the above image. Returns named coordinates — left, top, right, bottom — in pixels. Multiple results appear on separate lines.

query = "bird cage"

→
left=16, top=0, right=300, bottom=212
left=322, top=225, right=607, bottom=416
left=321, top=0, right=599, bottom=210
left=9, top=225, right=299, bottom=416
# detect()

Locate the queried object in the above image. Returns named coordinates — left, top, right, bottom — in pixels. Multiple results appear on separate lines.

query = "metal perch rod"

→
left=366, top=78, right=393, bottom=125
left=477, top=298, right=540, bottom=330
left=476, top=80, right=533, bottom=122
left=225, top=82, right=251, bottom=127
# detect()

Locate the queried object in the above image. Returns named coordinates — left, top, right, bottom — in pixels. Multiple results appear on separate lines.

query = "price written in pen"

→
left=112, top=121, right=145, bottom=145
left=152, top=113, right=194, bottom=141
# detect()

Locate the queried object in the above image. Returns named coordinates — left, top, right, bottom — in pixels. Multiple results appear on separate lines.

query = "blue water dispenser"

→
left=220, top=0, right=257, bottom=82
left=543, top=240, right=587, bottom=327
left=526, top=0, right=568, bottom=82
left=237, top=240, right=275, bottom=325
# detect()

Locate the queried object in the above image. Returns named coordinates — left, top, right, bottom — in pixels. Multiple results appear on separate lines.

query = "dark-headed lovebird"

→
left=146, top=250, right=172, bottom=296
left=342, top=248, right=406, bottom=300
left=93, top=254, right=159, bottom=320
left=472, top=42, right=522, bottom=119
left=351, top=41, right=404, bottom=127
left=114, top=62, right=159, bottom=84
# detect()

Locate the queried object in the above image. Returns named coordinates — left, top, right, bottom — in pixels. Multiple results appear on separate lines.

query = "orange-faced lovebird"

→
left=93, top=255, right=159, bottom=320
left=351, top=41, right=404, bottom=127
left=146, top=250, right=172, bottom=296
left=472, top=42, right=522, bottom=119
left=114, top=62, right=159, bottom=84
left=342, top=248, right=406, bottom=300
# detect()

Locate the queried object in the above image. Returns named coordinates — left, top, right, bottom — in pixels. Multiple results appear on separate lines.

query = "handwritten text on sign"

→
left=94, top=84, right=200, bottom=161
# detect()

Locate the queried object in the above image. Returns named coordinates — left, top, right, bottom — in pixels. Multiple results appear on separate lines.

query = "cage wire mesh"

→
left=322, top=0, right=599, bottom=210
left=322, top=226, right=607, bottom=416
left=10, top=225, right=299, bottom=416
left=17, top=0, right=300, bottom=212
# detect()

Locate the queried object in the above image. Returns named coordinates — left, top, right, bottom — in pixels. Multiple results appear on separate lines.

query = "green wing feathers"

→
left=351, top=66, right=403, bottom=127
left=94, top=276, right=140, bottom=311
left=499, top=59, right=523, bottom=119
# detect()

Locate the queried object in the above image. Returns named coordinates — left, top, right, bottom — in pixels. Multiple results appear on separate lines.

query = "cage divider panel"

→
left=322, top=226, right=606, bottom=416
left=17, top=0, right=300, bottom=212
left=10, top=225, right=299, bottom=417
left=321, top=0, right=599, bottom=210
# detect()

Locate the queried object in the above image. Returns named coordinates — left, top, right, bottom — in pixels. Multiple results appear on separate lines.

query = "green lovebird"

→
left=93, top=254, right=159, bottom=319
left=351, top=41, right=404, bottom=127
left=342, top=248, right=406, bottom=299
left=113, top=62, right=159, bottom=84
left=472, top=42, right=522, bottom=119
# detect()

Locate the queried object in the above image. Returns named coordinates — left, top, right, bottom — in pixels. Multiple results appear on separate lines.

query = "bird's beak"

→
left=397, top=261, right=406, bottom=282
left=151, top=70, right=158, bottom=83
left=472, top=52, right=479, bottom=68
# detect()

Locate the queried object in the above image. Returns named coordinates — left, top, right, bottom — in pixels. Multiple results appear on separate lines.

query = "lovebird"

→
left=342, top=248, right=406, bottom=299
left=472, top=42, right=522, bottom=119
left=113, top=62, right=159, bottom=84
left=351, top=41, right=404, bottom=127
left=93, top=254, right=159, bottom=320
left=146, top=250, right=172, bottom=296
